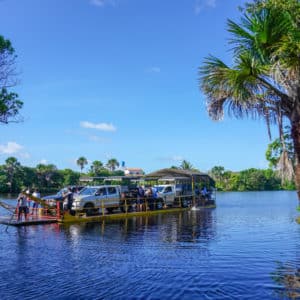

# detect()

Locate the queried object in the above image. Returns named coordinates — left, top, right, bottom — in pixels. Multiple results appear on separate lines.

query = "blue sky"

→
left=0, top=0, right=274, bottom=173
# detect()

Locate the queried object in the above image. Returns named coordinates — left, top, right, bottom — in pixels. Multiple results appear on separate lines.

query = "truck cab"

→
left=72, top=185, right=121, bottom=215
left=155, top=185, right=177, bottom=206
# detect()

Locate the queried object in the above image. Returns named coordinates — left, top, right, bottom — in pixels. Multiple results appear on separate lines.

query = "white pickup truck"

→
left=71, top=185, right=121, bottom=215
left=155, top=184, right=190, bottom=207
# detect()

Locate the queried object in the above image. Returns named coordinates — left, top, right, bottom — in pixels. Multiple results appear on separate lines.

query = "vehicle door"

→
left=106, top=186, right=119, bottom=207
left=163, top=186, right=175, bottom=204
left=96, top=187, right=107, bottom=208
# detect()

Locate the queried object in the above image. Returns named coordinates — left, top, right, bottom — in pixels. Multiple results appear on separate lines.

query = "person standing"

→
left=17, top=190, right=28, bottom=221
left=66, top=187, right=74, bottom=212
left=136, top=186, right=144, bottom=212
left=32, top=189, right=41, bottom=216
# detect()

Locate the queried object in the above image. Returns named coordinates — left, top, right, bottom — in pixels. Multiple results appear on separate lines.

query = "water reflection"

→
left=61, top=209, right=216, bottom=245
left=271, top=262, right=300, bottom=299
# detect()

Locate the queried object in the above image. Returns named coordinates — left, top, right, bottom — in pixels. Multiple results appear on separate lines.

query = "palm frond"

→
left=199, top=54, right=279, bottom=121
left=228, top=8, right=295, bottom=64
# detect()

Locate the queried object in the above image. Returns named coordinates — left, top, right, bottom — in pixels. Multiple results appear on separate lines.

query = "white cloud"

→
left=0, top=141, right=30, bottom=159
left=0, top=142, right=23, bottom=154
left=80, top=121, right=117, bottom=132
left=195, top=0, right=216, bottom=14
left=146, top=66, right=161, bottom=73
left=39, top=159, right=48, bottom=164
left=90, top=0, right=116, bottom=7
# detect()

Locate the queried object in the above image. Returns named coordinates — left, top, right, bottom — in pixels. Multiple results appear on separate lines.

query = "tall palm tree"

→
left=106, top=158, right=119, bottom=172
left=76, top=156, right=88, bottom=174
left=199, top=1, right=300, bottom=199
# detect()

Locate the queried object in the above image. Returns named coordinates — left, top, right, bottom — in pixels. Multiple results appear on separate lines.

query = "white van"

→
left=71, top=185, right=121, bottom=215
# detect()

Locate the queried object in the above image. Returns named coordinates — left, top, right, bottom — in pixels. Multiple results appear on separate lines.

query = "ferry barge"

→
left=0, top=169, right=216, bottom=226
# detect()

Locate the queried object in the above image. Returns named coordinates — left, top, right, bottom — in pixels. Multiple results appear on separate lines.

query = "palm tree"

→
left=106, top=158, right=119, bottom=172
left=76, top=156, right=88, bottom=174
left=90, top=160, right=104, bottom=176
left=199, top=1, right=300, bottom=199
left=180, top=160, right=194, bottom=170
left=4, top=156, right=21, bottom=193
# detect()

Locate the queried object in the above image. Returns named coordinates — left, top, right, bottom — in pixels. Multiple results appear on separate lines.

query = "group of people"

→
left=17, top=189, right=41, bottom=221
left=136, top=186, right=158, bottom=212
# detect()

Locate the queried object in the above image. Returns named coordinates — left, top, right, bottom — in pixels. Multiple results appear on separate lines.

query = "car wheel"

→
left=84, top=203, right=96, bottom=216
left=119, top=201, right=126, bottom=213
left=156, top=199, right=163, bottom=210
left=181, top=199, right=188, bottom=208
left=107, top=208, right=114, bottom=214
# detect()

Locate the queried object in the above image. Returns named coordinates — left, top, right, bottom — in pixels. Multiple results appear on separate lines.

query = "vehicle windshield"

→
left=79, top=187, right=98, bottom=196
left=155, top=186, right=165, bottom=193
left=57, top=188, right=68, bottom=196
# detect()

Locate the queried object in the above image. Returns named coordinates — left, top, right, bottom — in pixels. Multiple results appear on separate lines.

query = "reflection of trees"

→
left=61, top=209, right=216, bottom=245
left=159, top=209, right=216, bottom=243
left=271, top=262, right=300, bottom=299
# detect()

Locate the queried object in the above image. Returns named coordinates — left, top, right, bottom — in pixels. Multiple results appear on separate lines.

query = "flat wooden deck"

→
left=0, top=215, right=58, bottom=226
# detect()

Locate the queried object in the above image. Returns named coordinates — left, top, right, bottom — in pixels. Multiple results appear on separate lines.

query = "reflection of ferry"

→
left=64, top=208, right=216, bottom=245
left=0, top=169, right=216, bottom=226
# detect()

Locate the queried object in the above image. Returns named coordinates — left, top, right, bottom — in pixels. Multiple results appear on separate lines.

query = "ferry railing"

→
left=13, top=201, right=59, bottom=222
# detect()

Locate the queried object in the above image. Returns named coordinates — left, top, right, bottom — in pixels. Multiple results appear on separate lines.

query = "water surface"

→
left=0, top=191, right=300, bottom=299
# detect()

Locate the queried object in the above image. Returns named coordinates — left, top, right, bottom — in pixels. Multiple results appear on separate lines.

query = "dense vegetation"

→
left=0, top=156, right=295, bottom=195
left=209, top=166, right=295, bottom=192
left=0, top=157, right=124, bottom=194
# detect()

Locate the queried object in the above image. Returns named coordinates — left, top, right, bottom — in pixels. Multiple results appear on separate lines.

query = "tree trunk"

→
left=291, top=116, right=300, bottom=200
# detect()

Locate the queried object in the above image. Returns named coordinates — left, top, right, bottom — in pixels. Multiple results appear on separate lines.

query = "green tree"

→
left=21, top=166, right=38, bottom=190
left=180, top=160, right=194, bottom=170
left=76, top=156, right=88, bottom=174
left=199, top=0, right=300, bottom=198
left=0, top=35, right=23, bottom=124
left=60, top=169, right=80, bottom=186
left=35, top=163, right=60, bottom=189
left=210, top=166, right=225, bottom=182
left=89, top=160, right=104, bottom=176
left=3, top=157, right=21, bottom=192
left=106, top=158, right=119, bottom=172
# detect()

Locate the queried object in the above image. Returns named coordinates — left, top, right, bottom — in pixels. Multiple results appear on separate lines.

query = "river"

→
left=0, top=191, right=300, bottom=299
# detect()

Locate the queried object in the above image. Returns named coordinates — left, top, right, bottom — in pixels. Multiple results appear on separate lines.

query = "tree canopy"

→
left=0, top=35, right=23, bottom=124
left=199, top=0, right=300, bottom=198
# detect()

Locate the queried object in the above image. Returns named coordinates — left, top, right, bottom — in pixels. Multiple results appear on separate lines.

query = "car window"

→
left=79, top=187, right=98, bottom=195
left=98, top=188, right=107, bottom=196
left=165, top=187, right=172, bottom=193
left=156, top=186, right=164, bottom=192
left=108, top=187, right=116, bottom=195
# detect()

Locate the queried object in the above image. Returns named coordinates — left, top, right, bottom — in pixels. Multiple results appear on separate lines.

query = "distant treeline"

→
left=208, top=166, right=295, bottom=192
left=0, top=157, right=295, bottom=195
